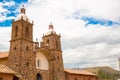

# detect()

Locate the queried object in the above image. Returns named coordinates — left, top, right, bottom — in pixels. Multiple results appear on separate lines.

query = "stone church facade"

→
left=6, top=6, right=65, bottom=80
left=0, top=6, right=98, bottom=80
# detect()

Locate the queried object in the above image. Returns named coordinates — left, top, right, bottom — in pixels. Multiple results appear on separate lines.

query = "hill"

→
left=84, top=66, right=120, bottom=80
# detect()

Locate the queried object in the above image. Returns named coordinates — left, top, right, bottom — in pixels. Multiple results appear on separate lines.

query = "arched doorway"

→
left=13, top=76, right=18, bottom=80
left=37, top=73, right=42, bottom=80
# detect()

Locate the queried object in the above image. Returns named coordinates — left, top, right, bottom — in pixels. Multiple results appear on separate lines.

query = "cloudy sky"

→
left=0, top=0, right=120, bottom=70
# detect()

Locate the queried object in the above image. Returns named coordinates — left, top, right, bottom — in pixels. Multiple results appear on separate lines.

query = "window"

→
left=37, top=59, right=40, bottom=67
left=14, top=47, right=16, bottom=50
left=57, top=56, right=59, bottom=60
left=46, top=39, right=49, bottom=44
left=26, top=62, right=29, bottom=67
left=26, top=46, right=29, bottom=50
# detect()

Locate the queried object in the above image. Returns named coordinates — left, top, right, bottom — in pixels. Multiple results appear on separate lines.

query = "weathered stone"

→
left=7, top=7, right=65, bottom=80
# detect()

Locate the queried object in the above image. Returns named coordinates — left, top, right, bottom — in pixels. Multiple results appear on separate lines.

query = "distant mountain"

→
left=83, top=66, right=120, bottom=80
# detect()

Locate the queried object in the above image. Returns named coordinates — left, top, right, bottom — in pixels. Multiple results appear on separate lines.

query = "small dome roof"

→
left=15, top=13, right=31, bottom=22
left=45, top=29, right=56, bottom=35
left=45, top=23, right=56, bottom=35
left=14, top=5, right=31, bottom=23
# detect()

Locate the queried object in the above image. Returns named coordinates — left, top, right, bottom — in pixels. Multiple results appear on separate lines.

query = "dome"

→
left=45, top=23, right=56, bottom=35
left=15, top=13, right=31, bottom=23
left=14, top=5, right=31, bottom=23
left=45, top=29, right=56, bottom=35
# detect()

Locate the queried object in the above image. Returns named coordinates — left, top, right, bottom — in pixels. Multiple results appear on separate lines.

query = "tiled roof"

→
left=0, top=51, right=9, bottom=58
left=0, top=64, right=16, bottom=74
left=64, top=68, right=97, bottom=76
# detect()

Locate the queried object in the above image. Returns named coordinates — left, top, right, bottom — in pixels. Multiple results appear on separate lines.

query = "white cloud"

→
left=0, top=5, right=8, bottom=21
left=63, top=43, right=120, bottom=69
left=62, top=26, right=120, bottom=70
left=0, top=1, right=16, bottom=21
left=69, top=0, right=120, bottom=21
left=0, top=0, right=120, bottom=70
left=0, top=27, right=11, bottom=51
left=26, top=0, right=120, bottom=70
left=27, top=0, right=120, bottom=21
left=4, top=1, right=15, bottom=6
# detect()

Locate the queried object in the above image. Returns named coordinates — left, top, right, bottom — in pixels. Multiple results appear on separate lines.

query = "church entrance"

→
left=13, top=76, right=18, bottom=80
left=37, top=73, right=42, bottom=80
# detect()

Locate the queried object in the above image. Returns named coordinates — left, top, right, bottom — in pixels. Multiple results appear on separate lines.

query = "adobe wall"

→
left=65, top=72, right=98, bottom=80
left=0, top=58, right=8, bottom=65
left=0, top=73, right=14, bottom=80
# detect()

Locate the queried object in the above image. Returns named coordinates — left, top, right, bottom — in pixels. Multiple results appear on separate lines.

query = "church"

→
left=0, top=6, right=98, bottom=80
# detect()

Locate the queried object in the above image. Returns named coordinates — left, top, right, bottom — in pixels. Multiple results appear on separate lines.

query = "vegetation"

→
left=84, top=66, right=120, bottom=80
left=97, top=69, right=118, bottom=80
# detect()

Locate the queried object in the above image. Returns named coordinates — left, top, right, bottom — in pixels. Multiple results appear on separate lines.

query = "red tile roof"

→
left=64, top=68, right=97, bottom=76
left=0, top=64, right=15, bottom=74
left=0, top=51, right=9, bottom=59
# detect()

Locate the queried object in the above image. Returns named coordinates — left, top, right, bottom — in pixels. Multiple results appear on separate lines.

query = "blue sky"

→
left=0, top=0, right=120, bottom=27
left=71, top=10, right=120, bottom=26
left=0, top=0, right=120, bottom=70
left=0, top=0, right=28, bottom=27
left=1, top=0, right=28, bottom=3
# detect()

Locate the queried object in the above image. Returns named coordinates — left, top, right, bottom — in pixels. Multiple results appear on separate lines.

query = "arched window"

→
left=37, top=59, right=40, bottom=67
left=46, top=39, right=49, bottom=46
left=15, top=26, right=18, bottom=37
left=37, top=73, right=42, bottom=80
left=14, top=47, right=16, bottom=50
left=56, top=40, right=59, bottom=49
left=26, top=26, right=29, bottom=37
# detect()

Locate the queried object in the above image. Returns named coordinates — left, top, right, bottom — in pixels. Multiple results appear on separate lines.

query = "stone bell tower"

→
left=40, top=23, right=65, bottom=80
left=7, top=6, right=36, bottom=80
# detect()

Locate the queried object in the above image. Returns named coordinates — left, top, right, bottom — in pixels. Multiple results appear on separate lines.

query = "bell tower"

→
left=7, top=6, right=36, bottom=80
left=41, top=23, right=65, bottom=80
left=11, top=6, right=33, bottom=41
left=42, top=23, right=61, bottom=50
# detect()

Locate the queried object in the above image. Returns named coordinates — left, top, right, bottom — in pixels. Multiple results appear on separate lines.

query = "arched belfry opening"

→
left=37, top=73, right=42, bottom=80
left=15, top=26, right=18, bottom=37
left=25, top=26, right=29, bottom=37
